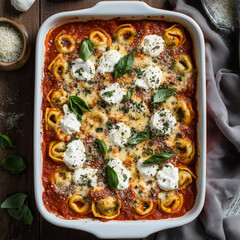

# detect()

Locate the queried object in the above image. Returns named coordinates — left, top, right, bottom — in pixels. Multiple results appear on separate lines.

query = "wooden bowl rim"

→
left=0, top=17, right=29, bottom=68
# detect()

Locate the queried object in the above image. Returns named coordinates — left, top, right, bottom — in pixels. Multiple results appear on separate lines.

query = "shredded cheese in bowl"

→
left=0, top=24, right=23, bottom=63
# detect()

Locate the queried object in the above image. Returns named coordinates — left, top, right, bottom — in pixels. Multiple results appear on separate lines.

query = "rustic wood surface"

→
left=0, top=0, right=212, bottom=240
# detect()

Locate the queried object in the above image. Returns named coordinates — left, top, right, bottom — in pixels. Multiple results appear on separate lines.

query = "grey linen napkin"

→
left=156, top=0, right=240, bottom=239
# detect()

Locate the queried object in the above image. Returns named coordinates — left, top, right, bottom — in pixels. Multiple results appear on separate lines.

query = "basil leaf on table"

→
left=122, top=88, right=133, bottom=102
left=1, top=155, right=26, bottom=174
left=96, top=139, right=107, bottom=155
left=7, top=205, right=33, bottom=225
left=79, top=39, right=94, bottom=62
left=152, top=88, right=177, bottom=103
left=69, top=96, right=90, bottom=120
left=107, top=165, right=119, bottom=189
left=114, top=51, right=135, bottom=78
left=1, top=193, right=27, bottom=209
left=1, top=193, right=33, bottom=225
left=143, top=152, right=173, bottom=164
left=0, top=134, right=13, bottom=148
left=127, top=129, right=149, bottom=145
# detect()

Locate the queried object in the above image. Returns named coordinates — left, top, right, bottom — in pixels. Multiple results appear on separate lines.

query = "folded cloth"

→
left=156, top=0, right=240, bottom=239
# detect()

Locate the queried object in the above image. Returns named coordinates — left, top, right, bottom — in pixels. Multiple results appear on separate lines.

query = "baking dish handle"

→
left=87, top=1, right=158, bottom=15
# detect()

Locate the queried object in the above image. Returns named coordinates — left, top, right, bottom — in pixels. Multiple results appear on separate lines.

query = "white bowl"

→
left=34, top=1, right=206, bottom=238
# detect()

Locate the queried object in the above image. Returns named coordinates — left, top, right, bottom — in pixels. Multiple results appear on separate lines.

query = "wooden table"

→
left=0, top=1, right=173, bottom=239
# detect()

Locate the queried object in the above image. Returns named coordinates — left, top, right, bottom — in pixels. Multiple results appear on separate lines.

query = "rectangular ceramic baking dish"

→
left=34, top=1, right=206, bottom=238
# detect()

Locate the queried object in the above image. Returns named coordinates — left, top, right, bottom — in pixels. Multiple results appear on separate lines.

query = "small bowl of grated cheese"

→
left=0, top=17, right=31, bottom=71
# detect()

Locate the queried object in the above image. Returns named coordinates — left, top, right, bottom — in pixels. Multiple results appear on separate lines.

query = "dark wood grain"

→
left=0, top=0, right=40, bottom=240
left=0, top=1, right=166, bottom=240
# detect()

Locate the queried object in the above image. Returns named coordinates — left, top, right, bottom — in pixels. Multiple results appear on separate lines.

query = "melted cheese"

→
left=108, top=158, right=130, bottom=190
left=150, top=109, right=177, bottom=135
left=60, top=104, right=81, bottom=134
left=97, top=50, right=121, bottom=73
left=63, top=140, right=86, bottom=169
left=141, top=35, right=165, bottom=57
left=109, top=122, right=131, bottom=147
left=156, top=163, right=179, bottom=191
left=71, top=58, right=95, bottom=81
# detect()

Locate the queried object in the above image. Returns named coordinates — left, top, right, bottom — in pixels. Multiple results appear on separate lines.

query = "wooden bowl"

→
left=0, top=17, right=31, bottom=71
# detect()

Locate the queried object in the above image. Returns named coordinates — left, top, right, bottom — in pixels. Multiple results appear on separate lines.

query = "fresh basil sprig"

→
left=143, top=152, right=173, bottom=164
left=69, top=96, right=90, bottom=120
left=114, top=51, right=135, bottom=78
left=122, top=88, right=133, bottom=102
left=0, top=134, right=13, bottom=148
left=107, top=165, right=119, bottom=189
left=96, top=139, right=107, bottom=155
left=127, top=129, right=149, bottom=145
left=79, top=39, right=94, bottom=62
left=1, top=193, right=33, bottom=225
left=1, top=155, right=26, bottom=174
left=152, top=88, right=177, bottom=103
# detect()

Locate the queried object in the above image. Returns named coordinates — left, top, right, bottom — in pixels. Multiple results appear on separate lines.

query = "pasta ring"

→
left=158, top=190, right=183, bottom=214
left=46, top=89, right=68, bottom=108
left=48, top=141, right=66, bottom=163
left=113, top=24, right=136, bottom=45
left=51, top=165, right=72, bottom=186
left=175, top=138, right=195, bottom=164
left=92, top=196, right=121, bottom=219
left=174, top=54, right=193, bottom=74
left=68, top=194, right=91, bottom=214
left=48, top=54, right=68, bottom=80
left=163, top=24, right=186, bottom=48
left=45, top=108, right=63, bottom=131
left=89, top=30, right=112, bottom=46
left=134, top=198, right=154, bottom=216
left=55, top=31, right=75, bottom=53
left=178, top=165, right=197, bottom=189
left=174, top=100, right=194, bottom=124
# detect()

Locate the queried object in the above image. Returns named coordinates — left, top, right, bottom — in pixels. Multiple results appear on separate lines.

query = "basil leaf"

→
left=1, top=193, right=27, bottom=209
left=79, top=39, right=94, bottom=62
left=7, top=204, right=33, bottom=225
left=114, top=51, right=135, bottom=78
left=21, top=205, right=33, bottom=225
left=96, top=139, right=107, bottom=155
left=127, top=129, right=149, bottom=145
left=69, top=96, right=90, bottom=120
left=1, top=155, right=26, bottom=174
left=122, top=88, right=133, bottom=102
left=0, top=134, right=13, bottom=148
left=107, top=165, right=119, bottom=189
left=143, top=152, right=173, bottom=164
left=152, top=88, right=177, bottom=103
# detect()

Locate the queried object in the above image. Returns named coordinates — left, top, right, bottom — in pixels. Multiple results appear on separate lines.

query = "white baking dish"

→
left=34, top=1, right=206, bottom=238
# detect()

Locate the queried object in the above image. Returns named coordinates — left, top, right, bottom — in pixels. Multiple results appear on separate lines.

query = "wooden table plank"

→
left=0, top=1, right=40, bottom=240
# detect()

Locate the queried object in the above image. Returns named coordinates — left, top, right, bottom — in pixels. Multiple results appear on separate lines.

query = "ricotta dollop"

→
left=108, top=158, right=131, bottom=190
left=97, top=50, right=121, bottom=74
left=142, top=35, right=165, bottom=57
left=99, top=83, right=126, bottom=105
left=60, top=104, right=81, bottom=134
left=109, top=122, right=131, bottom=147
left=156, top=163, right=179, bottom=191
left=134, top=65, right=163, bottom=91
left=137, top=159, right=158, bottom=179
left=73, top=167, right=98, bottom=189
left=71, top=58, right=95, bottom=81
left=63, top=140, right=86, bottom=169
left=150, top=109, right=177, bottom=135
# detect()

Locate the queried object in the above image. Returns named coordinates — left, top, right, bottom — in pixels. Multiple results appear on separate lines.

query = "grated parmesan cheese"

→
left=0, top=24, right=23, bottom=62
